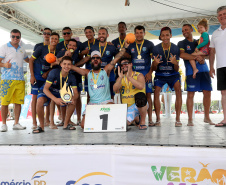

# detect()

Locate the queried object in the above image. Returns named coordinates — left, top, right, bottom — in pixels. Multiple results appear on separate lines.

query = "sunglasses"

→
left=11, top=35, right=20, bottom=39
left=121, top=62, right=130, bottom=65
left=63, top=32, right=71, bottom=35
left=43, top=32, right=51, bottom=36
left=91, top=57, right=101, bottom=60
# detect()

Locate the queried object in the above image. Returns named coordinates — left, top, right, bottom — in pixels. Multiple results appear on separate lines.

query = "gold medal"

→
left=92, top=69, right=101, bottom=90
left=94, top=84, right=97, bottom=89
left=137, top=55, right=142, bottom=59
left=126, top=89, right=130, bottom=94
left=136, top=40, right=144, bottom=60
left=69, top=49, right=74, bottom=52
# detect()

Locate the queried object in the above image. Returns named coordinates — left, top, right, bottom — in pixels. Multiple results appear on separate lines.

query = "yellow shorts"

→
left=0, top=80, right=25, bottom=105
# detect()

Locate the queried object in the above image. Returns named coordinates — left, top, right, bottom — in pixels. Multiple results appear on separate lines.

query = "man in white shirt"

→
left=209, top=6, right=226, bottom=127
left=0, top=29, right=29, bottom=132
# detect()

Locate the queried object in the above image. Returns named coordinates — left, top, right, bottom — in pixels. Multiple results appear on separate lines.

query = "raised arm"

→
left=75, top=56, right=91, bottom=67
left=70, top=65, right=90, bottom=77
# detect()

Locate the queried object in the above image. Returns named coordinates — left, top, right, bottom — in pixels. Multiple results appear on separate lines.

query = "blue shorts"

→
left=37, top=91, right=61, bottom=106
left=185, top=72, right=212, bottom=92
left=154, top=74, right=180, bottom=89
left=146, top=81, right=154, bottom=93
left=31, top=80, right=45, bottom=95
left=127, top=103, right=139, bottom=122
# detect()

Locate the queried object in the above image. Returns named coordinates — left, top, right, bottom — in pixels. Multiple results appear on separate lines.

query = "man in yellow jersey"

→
left=113, top=57, right=148, bottom=130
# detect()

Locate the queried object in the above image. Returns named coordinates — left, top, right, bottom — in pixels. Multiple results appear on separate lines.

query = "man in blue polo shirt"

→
left=152, top=27, right=182, bottom=127
left=126, top=25, right=154, bottom=126
left=178, top=24, right=214, bottom=126
left=0, top=29, right=29, bottom=132
left=112, top=22, right=127, bottom=52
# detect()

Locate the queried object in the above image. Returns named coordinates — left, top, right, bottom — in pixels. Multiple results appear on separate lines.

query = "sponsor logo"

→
left=159, top=55, right=163, bottom=61
left=117, top=44, right=120, bottom=48
left=134, top=59, right=145, bottom=64
left=106, top=51, right=110, bottom=55
left=100, top=75, right=104, bottom=80
left=66, top=172, right=112, bottom=185
left=85, top=128, right=94, bottom=130
left=151, top=162, right=226, bottom=185
left=187, top=45, right=191, bottom=51
left=131, top=48, right=135, bottom=53
left=142, top=47, right=147, bottom=52
left=100, top=107, right=110, bottom=112
left=0, top=171, right=48, bottom=185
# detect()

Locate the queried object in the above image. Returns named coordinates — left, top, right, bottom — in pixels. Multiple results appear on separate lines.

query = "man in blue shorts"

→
left=178, top=24, right=214, bottom=126
left=30, top=28, right=52, bottom=130
left=29, top=32, right=60, bottom=129
left=33, top=56, right=78, bottom=133
left=125, top=25, right=155, bottom=126
left=71, top=48, right=127, bottom=128
left=0, top=29, right=29, bottom=132
left=57, top=38, right=82, bottom=125
left=152, top=27, right=182, bottom=127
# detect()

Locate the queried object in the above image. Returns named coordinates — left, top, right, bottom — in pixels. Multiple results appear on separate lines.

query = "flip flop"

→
left=49, top=124, right=58, bottom=129
left=32, top=127, right=44, bottom=134
left=155, top=121, right=161, bottom=127
left=215, top=123, right=226, bottom=127
left=148, top=121, right=155, bottom=127
left=175, top=121, right=182, bottom=127
left=56, top=122, right=64, bottom=127
left=139, top=125, right=147, bottom=130
left=63, top=124, right=76, bottom=130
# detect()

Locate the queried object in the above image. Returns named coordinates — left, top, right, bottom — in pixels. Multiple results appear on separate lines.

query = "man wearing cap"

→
left=178, top=24, right=213, bottom=126
left=0, top=29, right=29, bottom=132
left=209, top=6, right=226, bottom=127
left=71, top=48, right=126, bottom=128
left=113, top=57, right=148, bottom=130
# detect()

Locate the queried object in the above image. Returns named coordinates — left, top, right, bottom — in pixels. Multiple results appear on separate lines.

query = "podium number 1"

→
left=100, top=114, right=108, bottom=130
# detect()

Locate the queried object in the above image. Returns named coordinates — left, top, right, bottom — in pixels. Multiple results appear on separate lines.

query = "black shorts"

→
left=217, top=67, right=226, bottom=90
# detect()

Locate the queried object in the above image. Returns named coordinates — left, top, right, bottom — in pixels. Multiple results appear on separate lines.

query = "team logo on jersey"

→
left=131, top=48, right=135, bottom=53
left=90, top=78, right=93, bottom=82
left=187, top=45, right=191, bottom=50
left=117, top=44, right=120, bottom=48
left=106, top=51, right=110, bottom=55
left=142, top=47, right=147, bottom=52
left=100, top=75, right=104, bottom=80
left=85, top=47, right=89, bottom=50
left=159, top=55, right=163, bottom=61
left=54, top=80, right=57, bottom=84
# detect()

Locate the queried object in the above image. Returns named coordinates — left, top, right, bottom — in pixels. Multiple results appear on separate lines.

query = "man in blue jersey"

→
left=56, top=26, right=82, bottom=125
left=112, top=22, right=127, bottom=52
left=57, top=38, right=82, bottom=126
left=29, top=32, right=60, bottom=129
left=125, top=25, right=154, bottom=126
left=33, top=56, right=78, bottom=133
left=71, top=48, right=127, bottom=128
left=178, top=24, right=214, bottom=126
left=30, top=28, right=52, bottom=130
left=152, top=27, right=182, bottom=127
left=76, top=27, right=117, bottom=98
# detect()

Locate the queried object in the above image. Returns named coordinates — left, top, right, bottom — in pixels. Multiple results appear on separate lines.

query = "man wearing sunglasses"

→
left=113, top=57, right=148, bottom=130
left=71, top=47, right=127, bottom=129
left=30, top=28, right=52, bottom=130
left=0, top=29, right=29, bottom=132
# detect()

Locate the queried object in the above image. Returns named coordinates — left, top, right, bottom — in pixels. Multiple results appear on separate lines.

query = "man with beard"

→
left=71, top=48, right=127, bottom=128
left=125, top=25, right=154, bottom=126
left=112, top=22, right=127, bottom=52
left=113, top=57, right=148, bottom=130
left=75, top=27, right=117, bottom=98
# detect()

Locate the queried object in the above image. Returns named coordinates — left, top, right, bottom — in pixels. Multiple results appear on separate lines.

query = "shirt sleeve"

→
left=23, top=49, right=28, bottom=59
left=177, top=41, right=184, bottom=51
left=175, top=45, right=180, bottom=61
left=209, top=33, right=215, bottom=48
left=33, top=44, right=39, bottom=52
left=196, top=32, right=209, bottom=49
left=32, top=46, right=42, bottom=59
left=69, top=74, right=77, bottom=88
left=126, top=45, right=131, bottom=55
left=0, top=45, right=6, bottom=59
left=46, top=69, right=56, bottom=84
left=56, top=50, right=65, bottom=58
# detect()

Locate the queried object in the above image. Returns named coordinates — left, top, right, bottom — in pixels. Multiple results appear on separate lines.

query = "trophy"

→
left=60, top=82, right=72, bottom=103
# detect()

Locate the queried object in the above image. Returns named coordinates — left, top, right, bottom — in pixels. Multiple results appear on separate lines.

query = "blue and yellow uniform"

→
left=57, top=50, right=82, bottom=92
left=153, top=42, right=180, bottom=89
left=56, top=40, right=82, bottom=54
left=127, top=39, right=154, bottom=93
left=112, top=37, right=125, bottom=53
left=38, top=68, right=77, bottom=106
left=177, top=39, right=212, bottom=92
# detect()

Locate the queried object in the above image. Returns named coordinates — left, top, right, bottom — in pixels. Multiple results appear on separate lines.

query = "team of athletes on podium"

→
left=0, top=6, right=226, bottom=133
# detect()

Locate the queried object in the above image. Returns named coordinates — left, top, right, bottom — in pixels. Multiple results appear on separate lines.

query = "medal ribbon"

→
left=135, top=40, right=144, bottom=57
left=48, top=45, right=56, bottom=55
left=88, top=39, right=95, bottom=50
left=60, top=72, right=69, bottom=90
left=92, top=69, right=101, bottom=87
left=161, top=43, right=171, bottom=62
left=124, top=72, right=134, bottom=91
left=99, top=42, right=107, bottom=58
left=119, top=37, right=125, bottom=49
left=64, top=41, right=68, bottom=50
